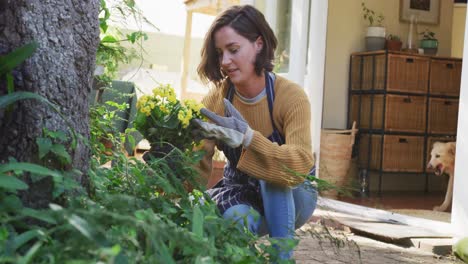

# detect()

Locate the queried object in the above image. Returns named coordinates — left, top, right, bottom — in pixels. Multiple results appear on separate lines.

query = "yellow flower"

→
left=141, top=106, right=152, bottom=116
left=135, top=83, right=206, bottom=149
left=183, top=99, right=204, bottom=114
left=137, top=95, right=150, bottom=110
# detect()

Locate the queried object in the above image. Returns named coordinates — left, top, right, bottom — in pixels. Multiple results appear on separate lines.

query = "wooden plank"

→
left=410, top=238, right=454, bottom=255
left=317, top=197, right=454, bottom=236
left=316, top=210, right=451, bottom=245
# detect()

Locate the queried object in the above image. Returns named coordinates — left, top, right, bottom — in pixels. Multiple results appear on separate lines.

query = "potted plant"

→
left=362, top=2, right=386, bottom=51
left=420, top=28, right=438, bottom=55
left=133, top=83, right=206, bottom=167
left=386, top=34, right=402, bottom=51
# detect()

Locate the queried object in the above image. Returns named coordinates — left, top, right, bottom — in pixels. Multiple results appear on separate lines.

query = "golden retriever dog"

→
left=427, top=142, right=456, bottom=212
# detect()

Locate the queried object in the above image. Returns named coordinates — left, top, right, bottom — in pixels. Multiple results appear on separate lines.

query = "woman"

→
left=193, top=5, right=317, bottom=260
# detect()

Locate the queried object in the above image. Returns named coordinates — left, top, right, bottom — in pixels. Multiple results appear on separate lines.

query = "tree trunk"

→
left=0, top=0, right=100, bottom=208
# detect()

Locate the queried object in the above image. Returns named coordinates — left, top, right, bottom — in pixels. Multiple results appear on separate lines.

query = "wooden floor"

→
left=339, top=191, right=449, bottom=211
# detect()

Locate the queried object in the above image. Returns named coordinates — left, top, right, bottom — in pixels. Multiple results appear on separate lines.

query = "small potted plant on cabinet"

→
left=420, top=28, right=438, bottom=55
left=386, top=34, right=402, bottom=51
left=362, top=2, right=386, bottom=51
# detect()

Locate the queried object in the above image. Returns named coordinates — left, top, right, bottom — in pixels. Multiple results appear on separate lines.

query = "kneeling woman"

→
left=194, top=5, right=317, bottom=260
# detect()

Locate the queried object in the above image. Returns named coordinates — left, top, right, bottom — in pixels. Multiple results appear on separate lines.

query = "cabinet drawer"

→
left=385, top=94, right=427, bottom=132
left=349, top=94, right=384, bottom=129
left=350, top=53, right=430, bottom=93
left=350, top=94, right=426, bottom=132
left=428, top=98, right=459, bottom=134
left=351, top=54, right=386, bottom=91
left=358, top=134, right=424, bottom=172
left=387, top=54, right=430, bottom=94
left=429, top=59, right=462, bottom=96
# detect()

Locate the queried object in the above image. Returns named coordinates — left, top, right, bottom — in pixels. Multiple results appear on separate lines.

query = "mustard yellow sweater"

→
left=200, top=75, right=314, bottom=187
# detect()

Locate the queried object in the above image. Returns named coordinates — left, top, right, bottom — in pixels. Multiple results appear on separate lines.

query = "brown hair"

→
left=197, top=5, right=277, bottom=87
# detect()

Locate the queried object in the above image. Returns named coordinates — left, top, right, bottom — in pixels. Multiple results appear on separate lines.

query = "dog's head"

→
left=427, top=141, right=456, bottom=176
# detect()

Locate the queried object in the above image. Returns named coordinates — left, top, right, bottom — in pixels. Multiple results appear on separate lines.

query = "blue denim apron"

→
left=206, top=73, right=315, bottom=215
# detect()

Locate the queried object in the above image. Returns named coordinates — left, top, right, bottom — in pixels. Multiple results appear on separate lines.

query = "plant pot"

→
left=386, top=39, right=402, bottom=51
left=366, top=26, right=386, bottom=38
left=99, top=137, right=113, bottom=156
left=208, top=160, right=226, bottom=189
left=365, top=37, right=386, bottom=51
left=420, top=39, right=438, bottom=55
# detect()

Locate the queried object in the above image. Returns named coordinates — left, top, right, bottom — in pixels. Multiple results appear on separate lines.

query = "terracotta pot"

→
left=386, top=39, right=402, bottom=51
left=99, top=138, right=113, bottom=156
left=208, top=160, right=225, bottom=189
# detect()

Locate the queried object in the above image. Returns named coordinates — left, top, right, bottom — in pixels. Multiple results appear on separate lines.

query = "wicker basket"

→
left=319, top=121, right=358, bottom=197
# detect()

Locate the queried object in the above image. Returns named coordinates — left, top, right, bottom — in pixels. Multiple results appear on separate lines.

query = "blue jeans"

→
left=222, top=180, right=318, bottom=260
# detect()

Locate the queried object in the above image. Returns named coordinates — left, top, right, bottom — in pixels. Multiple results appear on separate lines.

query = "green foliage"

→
left=0, top=42, right=38, bottom=94
left=0, top=52, right=284, bottom=263
left=89, top=98, right=131, bottom=164
left=133, top=84, right=205, bottom=150
left=1, top=146, right=283, bottom=263
left=96, top=0, right=155, bottom=83
left=361, top=2, right=384, bottom=27
left=0, top=3, right=302, bottom=263
left=0, top=91, right=78, bottom=149
left=420, top=28, right=436, bottom=40
left=453, top=237, right=468, bottom=263
left=387, top=34, right=401, bottom=41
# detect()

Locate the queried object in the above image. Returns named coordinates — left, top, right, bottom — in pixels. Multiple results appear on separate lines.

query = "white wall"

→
left=453, top=1, right=468, bottom=240
left=452, top=4, right=466, bottom=58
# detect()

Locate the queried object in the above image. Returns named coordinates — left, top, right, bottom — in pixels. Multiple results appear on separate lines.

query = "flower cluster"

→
left=134, top=83, right=205, bottom=150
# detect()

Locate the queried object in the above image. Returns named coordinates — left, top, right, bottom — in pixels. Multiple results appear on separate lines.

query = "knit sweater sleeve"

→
left=237, top=79, right=314, bottom=187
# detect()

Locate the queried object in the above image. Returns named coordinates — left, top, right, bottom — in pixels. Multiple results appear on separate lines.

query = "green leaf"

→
left=6, top=73, right=13, bottom=94
left=12, top=230, right=44, bottom=251
left=125, top=0, right=135, bottom=8
left=0, top=42, right=38, bottom=76
left=162, top=112, right=179, bottom=129
left=192, top=205, right=203, bottom=237
left=1, top=195, right=23, bottom=211
left=0, top=91, right=78, bottom=149
left=100, top=22, right=108, bottom=34
left=0, top=174, right=28, bottom=190
left=454, top=237, right=468, bottom=263
left=17, top=241, right=42, bottom=264
left=50, top=144, right=71, bottom=164
left=36, top=137, right=52, bottom=159
left=45, top=130, right=68, bottom=141
left=21, top=208, right=57, bottom=224
left=0, top=162, right=62, bottom=179
left=67, top=214, right=93, bottom=240
left=101, top=35, right=118, bottom=43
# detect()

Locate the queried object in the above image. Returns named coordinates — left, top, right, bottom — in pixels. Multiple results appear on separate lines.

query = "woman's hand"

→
left=192, top=99, right=254, bottom=148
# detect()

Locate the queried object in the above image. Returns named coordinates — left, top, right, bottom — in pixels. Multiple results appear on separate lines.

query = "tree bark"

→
left=0, top=0, right=100, bottom=208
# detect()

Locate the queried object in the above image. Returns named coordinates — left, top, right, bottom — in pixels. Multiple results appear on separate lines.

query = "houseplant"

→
left=420, top=28, right=438, bottom=55
left=386, top=34, right=402, bottom=51
left=133, top=83, right=206, bottom=163
left=361, top=2, right=386, bottom=51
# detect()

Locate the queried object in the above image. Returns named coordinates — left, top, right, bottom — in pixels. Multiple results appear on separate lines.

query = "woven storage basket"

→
left=320, top=121, right=358, bottom=197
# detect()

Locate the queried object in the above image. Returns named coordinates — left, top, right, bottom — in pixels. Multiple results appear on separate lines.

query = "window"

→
left=255, top=0, right=292, bottom=73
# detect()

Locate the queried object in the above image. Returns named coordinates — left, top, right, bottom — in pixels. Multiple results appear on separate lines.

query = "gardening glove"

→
left=191, top=119, right=245, bottom=148
left=194, top=99, right=254, bottom=148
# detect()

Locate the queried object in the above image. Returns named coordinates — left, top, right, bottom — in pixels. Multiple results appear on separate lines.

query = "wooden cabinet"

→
left=348, top=50, right=461, bottom=192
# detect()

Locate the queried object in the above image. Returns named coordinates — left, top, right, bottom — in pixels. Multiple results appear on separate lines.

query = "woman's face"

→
left=214, top=26, right=263, bottom=87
